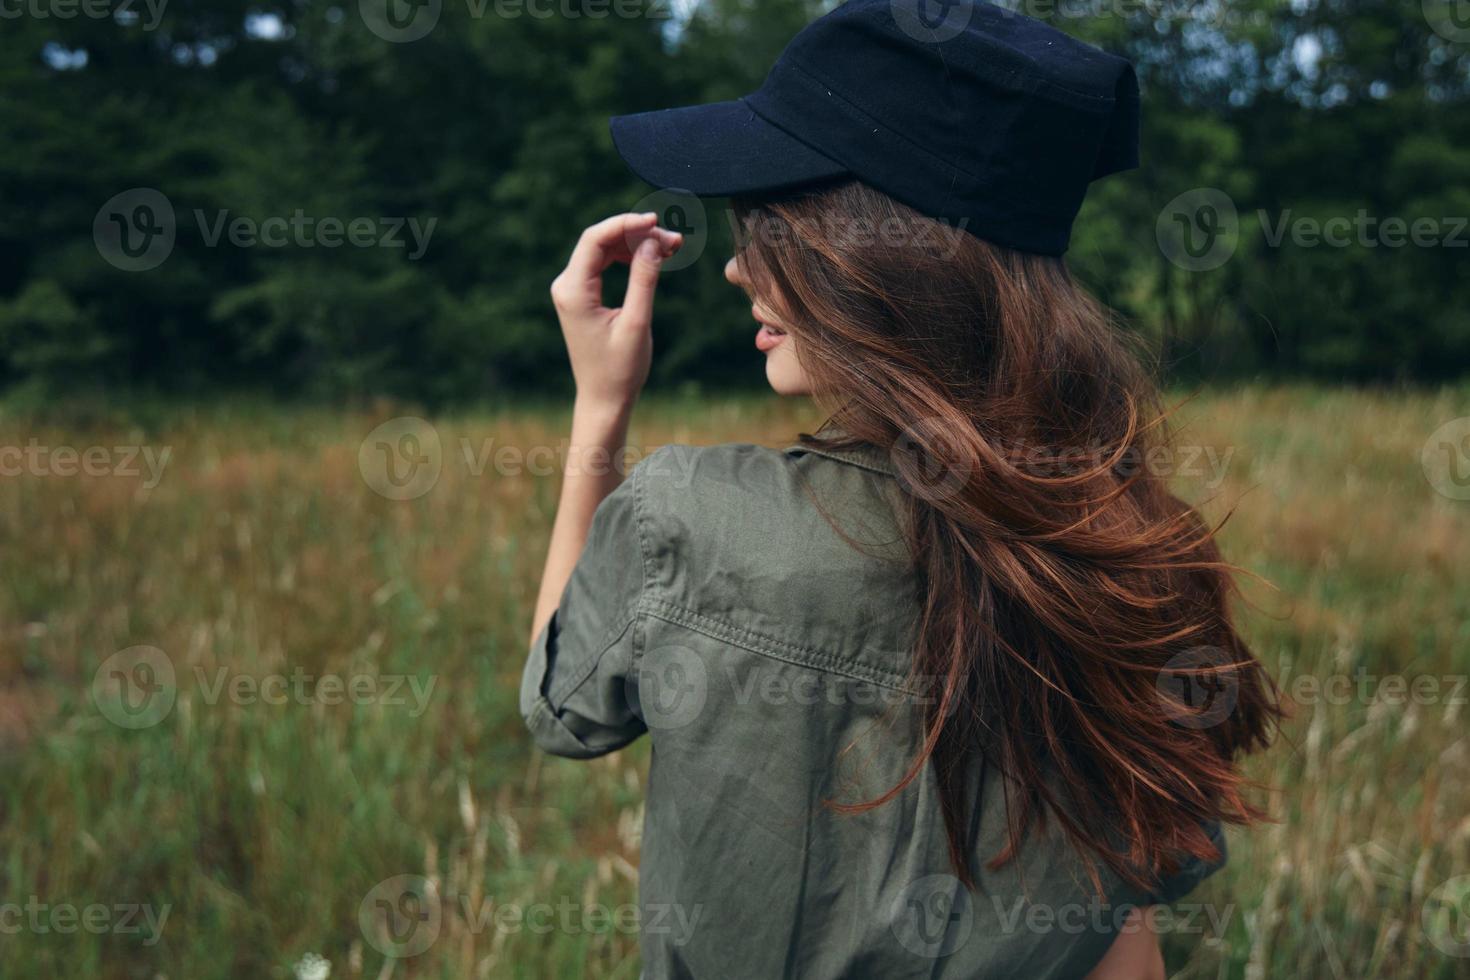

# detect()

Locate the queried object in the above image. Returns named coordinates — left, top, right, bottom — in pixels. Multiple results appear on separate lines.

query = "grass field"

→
left=1, top=386, right=1468, bottom=979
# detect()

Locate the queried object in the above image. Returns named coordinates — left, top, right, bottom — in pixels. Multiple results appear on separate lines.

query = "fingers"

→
left=648, top=226, right=683, bottom=255
left=564, top=212, right=658, bottom=286
left=619, top=236, right=665, bottom=328
left=551, top=212, right=684, bottom=322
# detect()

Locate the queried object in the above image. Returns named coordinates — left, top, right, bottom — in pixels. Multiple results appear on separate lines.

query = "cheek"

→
left=764, top=339, right=813, bottom=395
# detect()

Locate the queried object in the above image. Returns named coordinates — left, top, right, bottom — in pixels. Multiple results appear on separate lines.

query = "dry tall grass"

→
left=0, top=387, right=1466, bottom=978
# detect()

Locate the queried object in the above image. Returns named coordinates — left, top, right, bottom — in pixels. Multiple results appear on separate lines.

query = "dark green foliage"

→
left=1, top=0, right=1466, bottom=401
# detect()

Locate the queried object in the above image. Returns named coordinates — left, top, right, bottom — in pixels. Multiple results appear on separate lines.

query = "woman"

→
left=522, top=2, right=1280, bottom=976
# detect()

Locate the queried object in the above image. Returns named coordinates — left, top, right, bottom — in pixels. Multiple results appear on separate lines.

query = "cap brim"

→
left=609, top=98, right=849, bottom=198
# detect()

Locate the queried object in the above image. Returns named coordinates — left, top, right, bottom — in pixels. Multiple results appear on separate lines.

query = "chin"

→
left=765, top=358, right=811, bottom=396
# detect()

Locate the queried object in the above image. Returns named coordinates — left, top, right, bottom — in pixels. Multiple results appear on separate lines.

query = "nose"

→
left=724, top=255, right=743, bottom=287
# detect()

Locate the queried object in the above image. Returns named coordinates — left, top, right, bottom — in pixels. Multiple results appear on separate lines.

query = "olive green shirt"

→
left=522, top=428, right=1224, bottom=979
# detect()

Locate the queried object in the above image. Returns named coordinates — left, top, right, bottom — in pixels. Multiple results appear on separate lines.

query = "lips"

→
left=755, top=323, right=787, bottom=352
left=753, top=307, right=786, bottom=352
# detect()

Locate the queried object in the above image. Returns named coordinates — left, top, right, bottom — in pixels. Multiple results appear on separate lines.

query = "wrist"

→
left=572, top=392, right=637, bottom=426
left=566, top=396, right=634, bottom=485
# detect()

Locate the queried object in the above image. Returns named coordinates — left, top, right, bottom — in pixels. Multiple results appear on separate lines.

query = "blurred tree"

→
left=0, top=0, right=1466, bottom=399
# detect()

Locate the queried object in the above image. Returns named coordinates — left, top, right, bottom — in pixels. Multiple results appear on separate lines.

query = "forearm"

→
left=528, top=397, right=635, bottom=647
left=529, top=210, right=676, bottom=647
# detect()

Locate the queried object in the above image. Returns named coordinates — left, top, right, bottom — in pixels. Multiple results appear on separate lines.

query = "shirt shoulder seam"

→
left=783, top=443, right=898, bottom=479
left=644, top=596, right=922, bottom=695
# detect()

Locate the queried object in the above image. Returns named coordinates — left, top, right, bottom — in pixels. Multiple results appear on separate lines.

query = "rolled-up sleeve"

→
left=520, top=462, right=648, bottom=759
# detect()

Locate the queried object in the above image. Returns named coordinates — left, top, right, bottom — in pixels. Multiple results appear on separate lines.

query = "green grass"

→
left=1, top=386, right=1467, bottom=978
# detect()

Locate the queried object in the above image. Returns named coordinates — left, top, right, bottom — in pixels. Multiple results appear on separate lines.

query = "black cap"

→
left=609, top=0, right=1139, bottom=256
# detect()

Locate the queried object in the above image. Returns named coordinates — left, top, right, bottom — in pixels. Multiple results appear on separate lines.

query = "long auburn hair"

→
left=730, top=180, right=1282, bottom=895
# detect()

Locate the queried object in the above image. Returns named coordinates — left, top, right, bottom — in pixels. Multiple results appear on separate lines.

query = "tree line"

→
left=1, top=0, right=1467, bottom=403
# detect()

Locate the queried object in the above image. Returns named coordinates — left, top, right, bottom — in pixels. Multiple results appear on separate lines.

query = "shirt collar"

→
left=783, top=420, right=897, bottom=478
